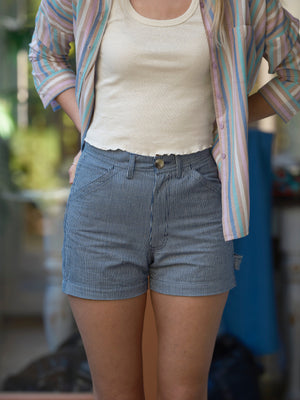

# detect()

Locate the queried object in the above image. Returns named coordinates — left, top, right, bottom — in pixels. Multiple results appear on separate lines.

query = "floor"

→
left=0, top=316, right=287, bottom=400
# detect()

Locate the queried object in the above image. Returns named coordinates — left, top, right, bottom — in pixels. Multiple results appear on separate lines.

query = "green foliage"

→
left=9, top=127, right=64, bottom=190
left=0, top=100, right=14, bottom=139
left=4, top=28, right=33, bottom=53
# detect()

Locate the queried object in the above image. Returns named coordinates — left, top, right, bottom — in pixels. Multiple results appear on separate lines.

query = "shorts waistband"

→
left=83, top=142, right=213, bottom=179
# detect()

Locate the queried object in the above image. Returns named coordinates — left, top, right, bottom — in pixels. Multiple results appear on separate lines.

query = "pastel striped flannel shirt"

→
left=29, top=0, right=300, bottom=241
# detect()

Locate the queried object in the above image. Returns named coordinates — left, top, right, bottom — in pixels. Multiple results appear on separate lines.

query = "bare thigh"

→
left=68, top=294, right=147, bottom=400
left=151, top=290, right=229, bottom=400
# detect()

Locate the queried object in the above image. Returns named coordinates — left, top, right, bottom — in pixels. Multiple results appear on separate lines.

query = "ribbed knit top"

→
left=85, top=0, right=215, bottom=156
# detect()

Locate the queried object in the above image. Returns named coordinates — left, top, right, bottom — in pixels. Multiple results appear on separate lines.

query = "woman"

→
left=29, top=0, right=300, bottom=399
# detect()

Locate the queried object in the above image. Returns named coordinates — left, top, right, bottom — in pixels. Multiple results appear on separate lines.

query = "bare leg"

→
left=68, top=293, right=147, bottom=400
left=151, top=290, right=229, bottom=400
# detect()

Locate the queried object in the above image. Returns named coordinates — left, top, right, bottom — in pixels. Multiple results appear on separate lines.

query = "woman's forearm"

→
left=56, top=88, right=82, bottom=184
left=248, top=91, right=276, bottom=124
left=56, top=88, right=81, bottom=133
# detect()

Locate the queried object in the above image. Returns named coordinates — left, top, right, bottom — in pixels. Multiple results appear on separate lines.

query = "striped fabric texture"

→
left=29, top=0, right=300, bottom=241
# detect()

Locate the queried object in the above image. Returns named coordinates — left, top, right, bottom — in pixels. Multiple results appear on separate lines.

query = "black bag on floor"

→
left=208, top=334, right=264, bottom=400
left=2, top=332, right=92, bottom=392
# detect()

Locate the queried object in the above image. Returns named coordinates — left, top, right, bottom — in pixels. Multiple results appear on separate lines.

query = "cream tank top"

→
left=85, top=0, right=216, bottom=156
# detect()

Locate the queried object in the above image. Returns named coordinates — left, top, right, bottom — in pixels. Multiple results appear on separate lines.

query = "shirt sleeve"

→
left=28, top=0, right=76, bottom=111
left=258, top=0, right=300, bottom=122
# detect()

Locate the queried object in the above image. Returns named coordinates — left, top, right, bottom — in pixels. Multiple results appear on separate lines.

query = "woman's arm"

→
left=56, top=88, right=81, bottom=132
left=244, top=0, right=300, bottom=129
left=55, top=88, right=82, bottom=184
left=29, top=0, right=75, bottom=111
left=248, top=92, right=276, bottom=124
left=256, top=0, right=300, bottom=123
left=29, top=0, right=79, bottom=182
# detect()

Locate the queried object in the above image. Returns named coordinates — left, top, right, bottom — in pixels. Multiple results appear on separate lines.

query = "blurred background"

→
left=0, top=0, right=299, bottom=399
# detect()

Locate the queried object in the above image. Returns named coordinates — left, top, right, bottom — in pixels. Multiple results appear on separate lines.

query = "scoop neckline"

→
left=125, top=0, right=199, bottom=27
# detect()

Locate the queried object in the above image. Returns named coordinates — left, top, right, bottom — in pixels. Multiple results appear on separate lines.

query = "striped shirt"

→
left=29, top=0, right=300, bottom=241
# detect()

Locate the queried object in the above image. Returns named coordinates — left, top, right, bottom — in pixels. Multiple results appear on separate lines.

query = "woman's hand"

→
left=68, top=150, right=82, bottom=184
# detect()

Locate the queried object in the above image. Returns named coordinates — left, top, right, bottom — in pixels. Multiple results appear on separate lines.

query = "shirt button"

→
left=221, top=153, right=227, bottom=159
left=219, top=122, right=224, bottom=129
left=213, top=62, right=218, bottom=69
left=155, top=159, right=165, bottom=169
left=200, top=1, right=205, bottom=8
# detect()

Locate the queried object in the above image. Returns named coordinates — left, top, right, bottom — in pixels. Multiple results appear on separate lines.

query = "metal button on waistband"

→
left=155, top=159, right=165, bottom=169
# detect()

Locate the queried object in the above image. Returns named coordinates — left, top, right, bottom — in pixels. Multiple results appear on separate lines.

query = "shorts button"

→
left=155, top=159, right=165, bottom=169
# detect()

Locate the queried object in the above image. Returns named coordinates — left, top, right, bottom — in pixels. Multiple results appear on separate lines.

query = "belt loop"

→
left=175, top=156, right=182, bottom=179
left=127, top=153, right=136, bottom=179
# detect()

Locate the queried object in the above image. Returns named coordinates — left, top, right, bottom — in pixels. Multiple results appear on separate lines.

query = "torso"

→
left=129, top=0, right=193, bottom=20
left=85, top=0, right=215, bottom=156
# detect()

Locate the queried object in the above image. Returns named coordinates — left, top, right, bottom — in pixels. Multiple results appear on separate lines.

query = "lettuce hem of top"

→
left=84, top=137, right=213, bottom=157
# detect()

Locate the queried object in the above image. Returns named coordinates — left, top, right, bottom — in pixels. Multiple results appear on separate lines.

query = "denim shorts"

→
left=62, top=142, right=238, bottom=300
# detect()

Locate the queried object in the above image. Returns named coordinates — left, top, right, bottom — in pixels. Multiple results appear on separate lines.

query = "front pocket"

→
left=70, top=150, right=118, bottom=199
left=189, top=157, right=221, bottom=194
left=71, top=165, right=117, bottom=199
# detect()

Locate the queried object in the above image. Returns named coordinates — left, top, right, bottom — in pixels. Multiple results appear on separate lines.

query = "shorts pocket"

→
left=70, top=152, right=117, bottom=199
left=189, top=156, right=221, bottom=193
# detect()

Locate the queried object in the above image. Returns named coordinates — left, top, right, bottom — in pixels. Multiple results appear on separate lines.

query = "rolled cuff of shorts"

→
left=149, top=277, right=237, bottom=297
left=62, top=279, right=149, bottom=300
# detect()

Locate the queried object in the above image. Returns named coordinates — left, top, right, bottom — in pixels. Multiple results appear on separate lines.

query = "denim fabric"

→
left=62, top=142, right=236, bottom=300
